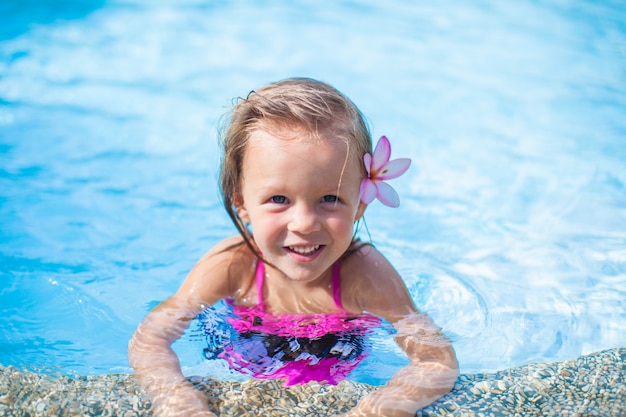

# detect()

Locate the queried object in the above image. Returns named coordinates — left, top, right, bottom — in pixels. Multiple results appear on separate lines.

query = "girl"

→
left=128, top=78, right=458, bottom=416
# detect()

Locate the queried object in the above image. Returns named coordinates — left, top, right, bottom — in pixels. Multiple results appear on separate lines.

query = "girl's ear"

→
left=355, top=202, right=367, bottom=222
left=233, top=192, right=251, bottom=223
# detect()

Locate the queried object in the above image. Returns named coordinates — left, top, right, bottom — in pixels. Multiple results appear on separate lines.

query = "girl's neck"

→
left=259, top=263, right=337, bottom=315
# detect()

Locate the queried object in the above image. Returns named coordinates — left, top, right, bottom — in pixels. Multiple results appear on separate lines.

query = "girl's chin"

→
left=267, top=254, right=333, bottom=283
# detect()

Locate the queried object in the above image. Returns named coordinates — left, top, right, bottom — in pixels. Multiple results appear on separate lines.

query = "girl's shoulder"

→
left=340, top=241, right=417, bottom=319
left=176, top=235, right=257, bottom=306
left=200, top=235, right=253, bottom=262
left=340, top=243, right=394, bottom=280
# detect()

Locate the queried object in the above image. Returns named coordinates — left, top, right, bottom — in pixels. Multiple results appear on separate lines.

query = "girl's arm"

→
left=340, top=314, right=458, bottom=417
left=128, top=297, right=216, bottom=416
left=127, top=237, right=249, bottom=417
left=338, top=246, right=459, bottom=417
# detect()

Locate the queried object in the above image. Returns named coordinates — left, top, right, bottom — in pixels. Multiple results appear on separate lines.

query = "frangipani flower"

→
left=360, top=136, right=411, bottom=207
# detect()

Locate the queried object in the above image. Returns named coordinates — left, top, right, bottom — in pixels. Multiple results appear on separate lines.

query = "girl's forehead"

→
left=243, top=128, right=364, bottom=177
left=246, top=127, right=356, bottom=158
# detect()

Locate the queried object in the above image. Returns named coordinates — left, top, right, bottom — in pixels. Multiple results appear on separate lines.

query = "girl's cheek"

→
left=328, top=218, right=354, bottom=235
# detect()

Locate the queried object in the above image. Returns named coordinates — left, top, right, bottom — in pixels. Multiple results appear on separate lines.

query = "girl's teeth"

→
left=289, top=245, right=320, bottom=255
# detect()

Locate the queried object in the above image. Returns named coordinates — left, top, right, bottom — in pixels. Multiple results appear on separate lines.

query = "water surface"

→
left=1, top=0, right=625, bottom=385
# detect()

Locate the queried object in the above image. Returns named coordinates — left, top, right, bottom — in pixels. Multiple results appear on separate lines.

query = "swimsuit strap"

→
left=254, top=259, right=345, bottom=312
left=331, top=261, right=346, bottom=312
left=255, top=259, right=266, bottom=309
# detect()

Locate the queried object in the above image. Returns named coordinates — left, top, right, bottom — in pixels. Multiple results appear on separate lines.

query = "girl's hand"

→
left=332, top=382, right=447, bottom=417
left=332, top=370, right=455, bottom=417
left=333, top=313, right=459, bottom=417
left=148, top=382, right=217, bottom=417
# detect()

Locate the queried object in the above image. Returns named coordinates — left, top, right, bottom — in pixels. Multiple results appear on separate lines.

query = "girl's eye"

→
left=270, top=195, right=288, bottom=204
left=322, top=195, right=338, bottom=203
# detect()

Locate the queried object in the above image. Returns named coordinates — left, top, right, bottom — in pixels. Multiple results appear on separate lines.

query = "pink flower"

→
left=359, top=136, right=411, bottom=207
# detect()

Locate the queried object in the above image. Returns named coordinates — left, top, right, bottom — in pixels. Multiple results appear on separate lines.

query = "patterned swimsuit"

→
left=197, top=259, right=380, bottom=386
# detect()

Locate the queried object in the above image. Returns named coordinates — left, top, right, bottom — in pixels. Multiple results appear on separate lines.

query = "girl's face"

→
left=235, top=127, right=366, bottom=283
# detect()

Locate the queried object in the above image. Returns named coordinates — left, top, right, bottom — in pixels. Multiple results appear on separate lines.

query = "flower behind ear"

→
left=360, top=136, right=411, bottom=207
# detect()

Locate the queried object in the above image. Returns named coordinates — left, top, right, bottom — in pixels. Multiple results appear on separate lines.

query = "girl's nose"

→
left=288, top=204, right=321, bottom=234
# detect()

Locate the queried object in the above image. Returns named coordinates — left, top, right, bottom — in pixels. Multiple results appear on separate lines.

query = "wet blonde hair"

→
left=218, top=77, right=372, bottom=254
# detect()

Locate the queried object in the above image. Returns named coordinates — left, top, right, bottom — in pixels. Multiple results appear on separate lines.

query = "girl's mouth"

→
left=285, top=245, right=324, bottom=261
left=287, top=245, right=320, bottom=255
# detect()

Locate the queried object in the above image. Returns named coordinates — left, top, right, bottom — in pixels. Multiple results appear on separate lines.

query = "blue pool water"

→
left=1, top=0, right=625, bottom=387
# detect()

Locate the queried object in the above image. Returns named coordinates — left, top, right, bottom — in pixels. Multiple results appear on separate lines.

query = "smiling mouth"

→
left=287, top=245, right=321, bottom=255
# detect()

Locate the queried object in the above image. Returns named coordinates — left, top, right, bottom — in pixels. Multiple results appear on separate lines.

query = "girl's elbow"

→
left=126, top=322, right=169, bottom=370
left=127, top=329, right=147, bottom=370
left=445, top=344, right=459, bottom=372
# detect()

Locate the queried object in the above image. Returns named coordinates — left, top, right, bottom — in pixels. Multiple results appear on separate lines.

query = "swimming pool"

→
left=1, top=0, right=625, bottom=410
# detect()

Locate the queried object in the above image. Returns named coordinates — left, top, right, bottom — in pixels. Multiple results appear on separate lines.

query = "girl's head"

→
left=218, top=78, right=372, bottom=255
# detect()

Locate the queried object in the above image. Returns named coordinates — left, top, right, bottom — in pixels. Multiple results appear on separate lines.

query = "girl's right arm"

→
left=128, top=236, right=250, bottom=417
left=128, top=297, right=216, bottom=416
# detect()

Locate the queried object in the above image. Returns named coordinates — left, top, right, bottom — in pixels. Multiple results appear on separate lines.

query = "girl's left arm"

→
left=338, top=246, right=459, bottom=417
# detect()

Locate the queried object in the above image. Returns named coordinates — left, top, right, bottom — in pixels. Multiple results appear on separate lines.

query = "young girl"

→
left=128, top=78, right=458, bottom=416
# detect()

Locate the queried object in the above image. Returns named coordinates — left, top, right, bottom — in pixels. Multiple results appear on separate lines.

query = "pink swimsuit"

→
left=197, top=259, right=380, bottom=386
